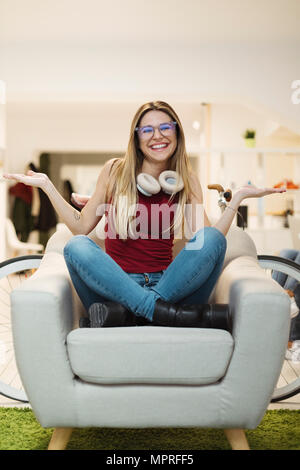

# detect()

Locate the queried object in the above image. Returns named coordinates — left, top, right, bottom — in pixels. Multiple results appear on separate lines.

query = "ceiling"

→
left=1, top=0, right=300, bottom=45
left=1, top=0, right=300, bottom=134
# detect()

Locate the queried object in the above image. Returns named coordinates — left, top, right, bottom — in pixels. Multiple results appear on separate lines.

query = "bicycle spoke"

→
left=0, top=298, right=10, bottom=309
left=6, top=275, right=14, bottom=292
left=258, top=255, right=300, bottom=402
left=289, top=360, right=300, bottom=375
left=8, top=273, right=22, bottom=290
left=0, top=310, right=10, bottom=322
left=10, top=375, right=23, bottom=392
left=0, top=255, right=43, bottom=402
left=0, top=283, right=11, bottom=298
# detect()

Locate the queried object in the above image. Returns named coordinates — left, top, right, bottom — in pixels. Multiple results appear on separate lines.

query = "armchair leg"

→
left=48, top=427, right=73, bottom=450
left=224, top=429, right=250, bottom=450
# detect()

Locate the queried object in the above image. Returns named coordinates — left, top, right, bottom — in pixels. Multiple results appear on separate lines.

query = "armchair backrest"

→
left=222, top=223, right=257, bottom=267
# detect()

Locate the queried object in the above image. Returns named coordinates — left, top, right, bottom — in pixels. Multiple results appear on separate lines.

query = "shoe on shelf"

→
left=289, top=297, right=299, bottom=319
left=285, top=340, right=300, bottom=363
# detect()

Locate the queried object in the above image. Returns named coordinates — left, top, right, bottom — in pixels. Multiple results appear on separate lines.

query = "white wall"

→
left=5, top=101, right=204, bottom=173
left=2, top=40, right=300, bottom=135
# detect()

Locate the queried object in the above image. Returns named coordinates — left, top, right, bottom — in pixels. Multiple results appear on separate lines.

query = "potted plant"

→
left=243, top=129, right=256, bottom=147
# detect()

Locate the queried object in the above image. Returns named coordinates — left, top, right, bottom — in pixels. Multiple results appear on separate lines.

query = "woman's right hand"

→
left=3, top=170, right=49, bottom=189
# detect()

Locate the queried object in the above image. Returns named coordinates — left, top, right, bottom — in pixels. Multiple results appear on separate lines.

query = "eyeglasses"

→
left=135, top=121, right=177, bottom=140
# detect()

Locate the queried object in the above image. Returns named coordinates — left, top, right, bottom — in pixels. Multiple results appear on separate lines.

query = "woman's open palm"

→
left=3, top=170, right=49, bottom=189
left=239, top=183, right=286, bottom=199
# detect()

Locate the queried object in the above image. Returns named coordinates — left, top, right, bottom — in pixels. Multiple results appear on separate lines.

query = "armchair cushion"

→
left=67, top=326, right=233, bottom=385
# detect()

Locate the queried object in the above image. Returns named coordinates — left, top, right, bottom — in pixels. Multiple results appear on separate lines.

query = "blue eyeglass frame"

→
left=135, top=121, right=177, bottom=135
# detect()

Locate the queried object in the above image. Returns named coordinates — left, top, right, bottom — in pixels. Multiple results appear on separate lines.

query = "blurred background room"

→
left=0, top=0, right=300, bottom=259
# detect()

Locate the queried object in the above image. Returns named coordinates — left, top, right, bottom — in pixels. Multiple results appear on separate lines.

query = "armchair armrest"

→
left=11, top=252, right=78, bottom=425
left=214, top=256, right=291, bottom=428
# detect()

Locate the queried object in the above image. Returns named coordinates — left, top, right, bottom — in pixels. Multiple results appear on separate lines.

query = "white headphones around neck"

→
left=136, top=170, right=184, bottom=196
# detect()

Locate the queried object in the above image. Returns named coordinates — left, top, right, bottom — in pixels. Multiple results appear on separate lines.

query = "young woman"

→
left=3, top=101, right=285, bottom=329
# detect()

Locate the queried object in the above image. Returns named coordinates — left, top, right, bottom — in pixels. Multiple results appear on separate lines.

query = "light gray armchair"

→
left=11, top=223, right=290, bottom=450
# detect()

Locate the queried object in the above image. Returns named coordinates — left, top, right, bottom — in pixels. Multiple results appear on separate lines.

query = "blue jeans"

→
left=272, top=248, right=300, bottom=341
left=63, top=226, right=227, bottom=321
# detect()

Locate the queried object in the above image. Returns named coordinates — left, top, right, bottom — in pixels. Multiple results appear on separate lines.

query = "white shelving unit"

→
left=199, top=147, right=300, bottom=254
left=199, top=147, right=300, bottom=213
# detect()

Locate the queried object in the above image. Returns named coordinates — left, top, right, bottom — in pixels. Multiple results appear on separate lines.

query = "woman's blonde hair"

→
left=106, top=100, right=196, bottom=240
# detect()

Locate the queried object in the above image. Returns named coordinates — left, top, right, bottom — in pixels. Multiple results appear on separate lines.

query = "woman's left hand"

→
left=236, top=184, right=286, bottom=200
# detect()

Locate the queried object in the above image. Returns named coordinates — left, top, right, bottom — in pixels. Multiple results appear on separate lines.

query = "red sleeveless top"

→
left=104, top=190, right=179, bottom=273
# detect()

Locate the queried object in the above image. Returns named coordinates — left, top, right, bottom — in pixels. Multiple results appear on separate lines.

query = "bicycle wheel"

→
left=0, top=255, right=43, bottom=403
left=258, top=255, right=300, bottom=403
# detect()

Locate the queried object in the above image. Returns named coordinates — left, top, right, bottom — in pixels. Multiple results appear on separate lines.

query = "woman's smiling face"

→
left=137, top=110, right=177, bottom=164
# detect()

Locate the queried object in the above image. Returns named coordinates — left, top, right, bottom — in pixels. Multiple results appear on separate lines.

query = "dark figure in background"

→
left=63, top=179, right=78, bottom=209
left=9, top=176, right=34, bottom=242
left=31, top=155, right=57, bottom=246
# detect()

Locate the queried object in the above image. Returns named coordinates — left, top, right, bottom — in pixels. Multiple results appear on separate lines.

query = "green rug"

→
left=0, top=408, right=299, bottom=450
